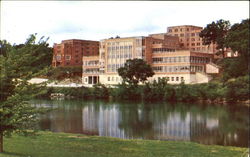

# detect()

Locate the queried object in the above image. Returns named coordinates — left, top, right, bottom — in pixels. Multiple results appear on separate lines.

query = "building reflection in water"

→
left=80, top=104, right=225, bottom=143
left=37, top=100, right=248, bottom=147
left=82, top=105, right=127, bottom=138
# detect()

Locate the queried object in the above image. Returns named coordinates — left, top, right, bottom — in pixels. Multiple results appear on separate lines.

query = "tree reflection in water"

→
left=34, top=99, right=248, bottom=147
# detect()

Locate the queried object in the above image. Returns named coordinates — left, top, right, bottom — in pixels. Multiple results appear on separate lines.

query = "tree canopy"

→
left=199, top=19, right=230, bottom=58
left=225, top=19, right=249, bottom=61
left=217, top=19, right=249, bottom=82
left=118, top=59, right=154, bottom=86
left=0, top=34, right=51, bottom=152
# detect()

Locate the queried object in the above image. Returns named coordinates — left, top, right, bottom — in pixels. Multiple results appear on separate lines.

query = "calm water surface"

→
left=32, top=99, right=249, bottom=147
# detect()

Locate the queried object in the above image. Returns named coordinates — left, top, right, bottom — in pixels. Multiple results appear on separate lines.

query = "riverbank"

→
left=1, top=131, right=248, bottom=157
left=36, top=75, right=249, bottom=105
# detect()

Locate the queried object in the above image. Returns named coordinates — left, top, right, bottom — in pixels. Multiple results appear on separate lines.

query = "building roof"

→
left=167, top=25, right=203, bottom=29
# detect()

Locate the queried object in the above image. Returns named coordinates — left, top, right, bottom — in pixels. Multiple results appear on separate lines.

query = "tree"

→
left=225, top=19, right=249, bottom=64
left=0, top=40, right=12, bottom=57
left=118, top=59, right=154, bottom=86
left=200, top=19, right=230, bottom=58
left=0, top=34, right=50, bottom=152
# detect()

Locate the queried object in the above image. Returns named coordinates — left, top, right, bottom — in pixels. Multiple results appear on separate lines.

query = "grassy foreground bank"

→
left=0, top=132, right=248, bottom=157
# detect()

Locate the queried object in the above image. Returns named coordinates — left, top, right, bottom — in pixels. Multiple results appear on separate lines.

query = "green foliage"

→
left=200, top=19, right=230, bottom=57
left=224, top=75, right=249, bottom=102
left=195, top=82, right=225, bottom=101
left=217, top=57, right=248, bottom=82
left=118, top=59, right=154, bottom=86
left=92, top=83, right=110, bottom=99
left=0, top=40, right=12, bottom=57
left=225, top=19, right=249, bottom=60
left=111, top=83, right=142, bottom=100
left=175, top=82, right=198, bottom=102
left=0, top=34, right=51, bottom=152
left=142, top=78, right=175, bottom=101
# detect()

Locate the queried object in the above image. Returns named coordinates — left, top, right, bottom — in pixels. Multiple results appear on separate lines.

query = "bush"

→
left=111, top=83, right=142, bottom=100
left=92, top=83, right=110, bottom=99
left=224, top=75, right=249, bottom=102
left=142, top=78, right=175, bottom=102
left=175, top=82, right=198, bottom=102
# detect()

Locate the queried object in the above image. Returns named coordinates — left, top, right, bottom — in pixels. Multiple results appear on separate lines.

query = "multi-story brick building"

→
left=52, top=39, right=99, bottom=67
left=166, top=25, right=217, bottom=54
left=82, top=33, right=218, bottom=85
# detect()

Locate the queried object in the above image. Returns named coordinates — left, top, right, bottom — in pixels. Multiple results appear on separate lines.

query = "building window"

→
left=176, top=77, right=179, bottom=81
left=186, top=28, right=189, bottom=31
left=181, top=77, right=184, bottom=82
left=65, top=55, right=71, bottom=60
left=191, top=33, right=195, bottom=36
left=175, top=29, right=178, bottom=32
left=191, top=38, right=195, bottom=41
left=108, top=77, right=110, bottom=81
left=168, top=29, right=172, bottom=32
left=171, top=77, right=174, bottom=81
left=180, top=34, right=184, bottom=37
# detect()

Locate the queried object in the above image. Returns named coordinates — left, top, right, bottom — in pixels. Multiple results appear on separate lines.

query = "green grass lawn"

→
left=0, top=131, right=248, bottom=157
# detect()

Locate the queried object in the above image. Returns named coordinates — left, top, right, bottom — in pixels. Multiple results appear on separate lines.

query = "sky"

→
left=1, top=1, right=249, bottom=47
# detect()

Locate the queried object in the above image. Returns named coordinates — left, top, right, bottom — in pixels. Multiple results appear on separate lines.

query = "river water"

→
left=32, top=99, right=249, bottom=147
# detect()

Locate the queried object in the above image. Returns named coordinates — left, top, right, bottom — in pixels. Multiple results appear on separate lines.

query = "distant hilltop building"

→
left=52, top=24, right=222, bottom=85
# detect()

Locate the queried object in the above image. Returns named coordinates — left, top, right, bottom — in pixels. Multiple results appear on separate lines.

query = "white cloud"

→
left=1, top=1, right=249, bottom=46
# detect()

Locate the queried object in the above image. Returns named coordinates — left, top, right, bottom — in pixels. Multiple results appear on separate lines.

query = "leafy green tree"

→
left=118, top=59, right=154, bottom=86
left=200, top=19, right=230, bottom=58
left=225, top=19, right=249, bottom=66
left=218, top=57, right=248, bottom=82
left=0, top=34, right=50, bottom=152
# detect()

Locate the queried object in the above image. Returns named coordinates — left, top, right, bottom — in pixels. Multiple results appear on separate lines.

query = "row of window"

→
left=168, top=27, right=199, bottom=32
left=152, top=56, right=210, bottom=64
left=173, top=32, right=200, bottom=37
left=152, top=65, right=204, bottom=73
left=107, top=45, right=133, bottom=51
left=83, top=68, right=99, bottom=74
left=107, top=53, right=132, bottom=59
left=107, top=64, right=125, bottom=72
left=107, top=42, right=132, bottom=46
left=107, top=76, right=122, bottom=82
left=83, top=60, right=99, bottom=66
left=157, top=76, right=184, bottom=82
left=152, top=48, right=176, bottom=53
left=106, top=76, right=185, bottom=83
